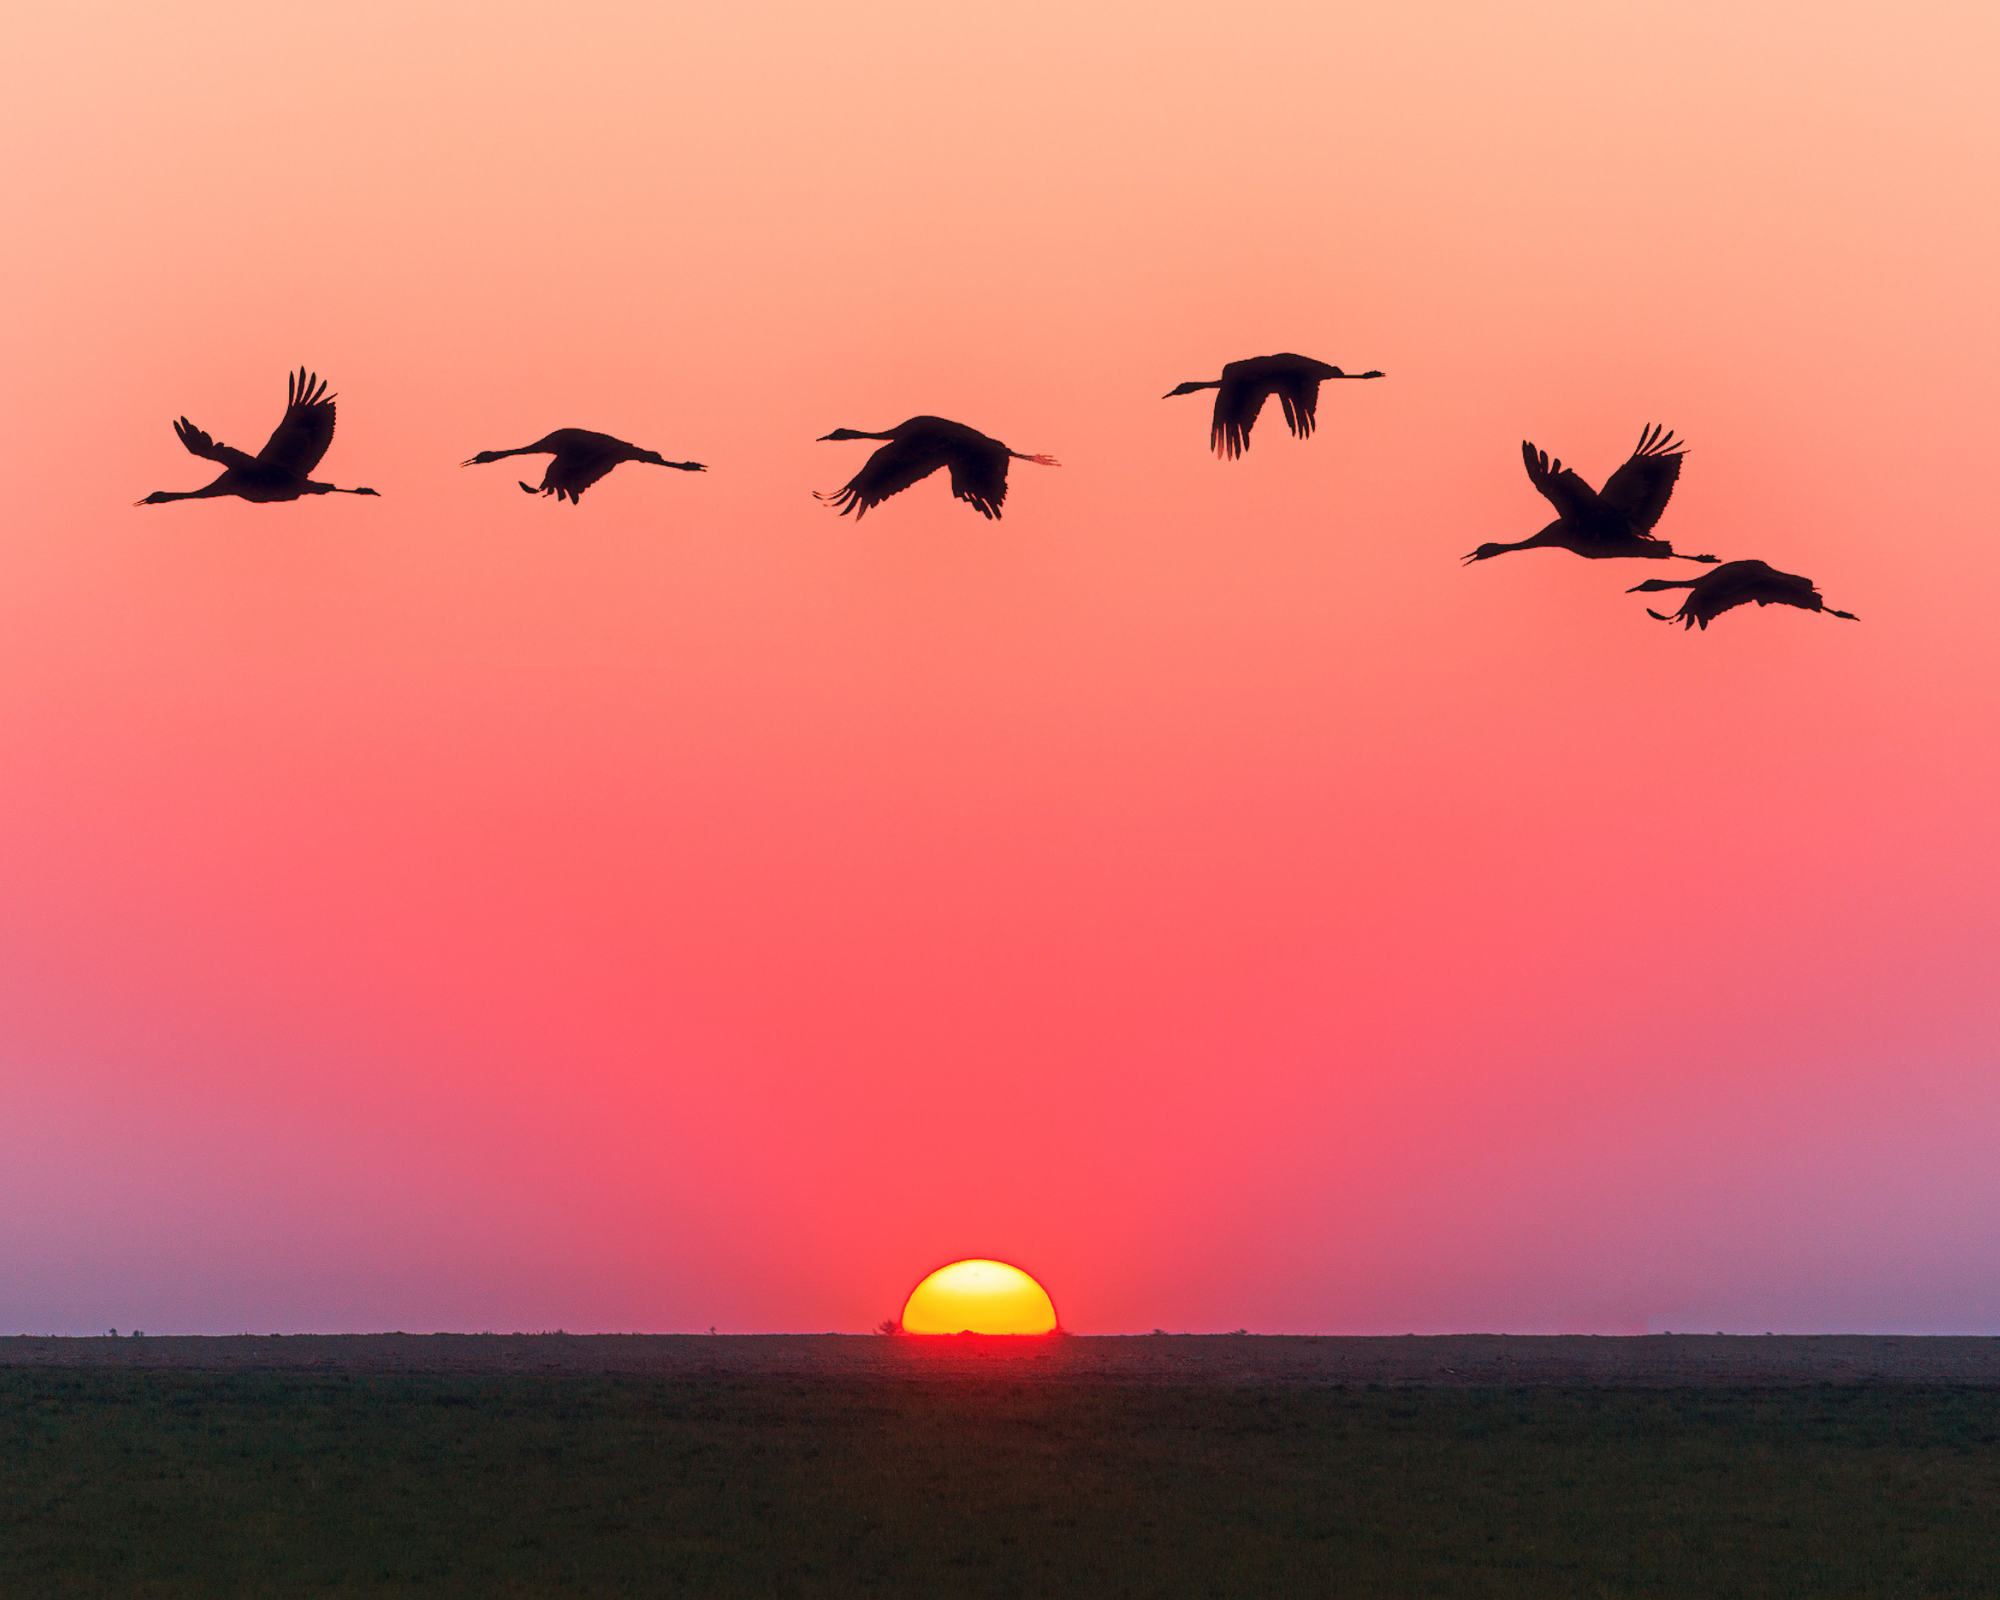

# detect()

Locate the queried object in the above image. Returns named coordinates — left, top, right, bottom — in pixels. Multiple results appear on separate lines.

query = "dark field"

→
left=5, top=1355, right=1999, bottom=1597
left=13, top=1330, right=2000, bottom=1385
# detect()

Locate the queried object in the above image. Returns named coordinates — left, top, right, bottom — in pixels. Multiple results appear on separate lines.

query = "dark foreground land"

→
left=5, top=1338, right=1999, bottom=1598
left=13, top=1329, right=2000, bottom=1385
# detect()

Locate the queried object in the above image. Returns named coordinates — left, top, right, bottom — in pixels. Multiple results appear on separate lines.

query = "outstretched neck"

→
left=1463, top=524, right=1569, bottom=564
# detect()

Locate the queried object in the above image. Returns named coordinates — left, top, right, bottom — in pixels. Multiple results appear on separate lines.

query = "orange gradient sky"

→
left=2, top=0, right=1996, bottom=1335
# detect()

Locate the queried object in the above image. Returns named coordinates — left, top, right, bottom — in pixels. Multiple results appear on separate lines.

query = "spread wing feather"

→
left=255, top=367, right=338, bottom=479
left=1212, top=378, right=1274, bottom=459
left=543, top=447, right=622, bottom=502
left=173, top=418, right=257, bottom=471
left=1521, top=440, right=1605, bottom=526
left=1597, top=425, right=1686, bottom=533
left=816, top=438, right=948, bottom=518
left=946, top=443, right=1011, bottom=519
left=1276, top=373, right=1322, bottom=441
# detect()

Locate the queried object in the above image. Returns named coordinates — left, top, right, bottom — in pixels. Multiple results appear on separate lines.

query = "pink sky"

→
left=2, top=0, right=1996, bottom=1335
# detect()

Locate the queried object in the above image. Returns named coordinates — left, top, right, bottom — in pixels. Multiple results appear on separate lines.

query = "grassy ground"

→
left=3, top=1373, right=1997, bottom=1597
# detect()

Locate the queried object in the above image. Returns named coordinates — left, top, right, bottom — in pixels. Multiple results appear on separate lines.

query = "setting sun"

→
left=899, top=1260, right=1059, bottom=1335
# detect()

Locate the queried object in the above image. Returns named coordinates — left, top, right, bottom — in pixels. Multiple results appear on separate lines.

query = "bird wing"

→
left=545, top=445, right=623, bottom=502
left=1676, top=562, right=1769, bottom=627
left=1276, top=373, right=1322, bottom=441
left=1211, top=378, right=1274, bottom=459
left=173, top=417, right=258, bottom=471
left=1520, top=440, right=1604, bottom=526
left=254, top=368, right=338, bottom=479
left=1744, top=565, right=1823, bottom=609
left=817, top=438, right=947, bottom=518
left=946, top=443, right=1010, bottom=519
left=1597, top=426, right=1686, bottom=533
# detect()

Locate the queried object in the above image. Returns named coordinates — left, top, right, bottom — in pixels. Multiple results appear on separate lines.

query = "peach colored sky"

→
left=2, top=0, right=1996, bottom=1334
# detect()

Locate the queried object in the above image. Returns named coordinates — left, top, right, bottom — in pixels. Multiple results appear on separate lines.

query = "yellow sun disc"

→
left=900, top=1260, right=1058, bottom=1335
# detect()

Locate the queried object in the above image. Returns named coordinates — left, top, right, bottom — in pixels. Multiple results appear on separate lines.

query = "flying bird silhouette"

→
left=815, top=416, right=1059, bottom=520
left=136, top=369, right=379, bottom=505
left=461, top=429, right=705, bottom=503
left=1628, top=560, right=1859, bottom=630
left=1464, top=426, right=1717, bottom=564
left=1162, top=353, right=1384, bottom=459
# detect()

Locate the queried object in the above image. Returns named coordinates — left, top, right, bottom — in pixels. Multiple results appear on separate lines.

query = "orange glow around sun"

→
left=899, top=1260, right=1059, bottom=1335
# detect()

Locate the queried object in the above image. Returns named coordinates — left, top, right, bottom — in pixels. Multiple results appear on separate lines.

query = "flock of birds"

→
left=138, top=357, right=1857, bottom=632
